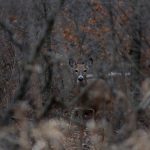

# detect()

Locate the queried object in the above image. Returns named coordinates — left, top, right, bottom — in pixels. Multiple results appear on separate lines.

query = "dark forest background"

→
left=0, top=0, right=150, bottom=149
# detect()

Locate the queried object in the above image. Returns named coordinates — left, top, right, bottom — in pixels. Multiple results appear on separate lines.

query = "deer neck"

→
left=78, top=79, right=87, bottom=88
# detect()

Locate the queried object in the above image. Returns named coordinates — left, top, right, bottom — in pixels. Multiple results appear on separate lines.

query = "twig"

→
left=0, top=22, right=23, bottom=50
left=136, top=93, right=150, bottom=111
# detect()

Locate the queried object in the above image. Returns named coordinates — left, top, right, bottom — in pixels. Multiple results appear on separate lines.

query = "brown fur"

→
left=69, top=59, right=133, bottom=137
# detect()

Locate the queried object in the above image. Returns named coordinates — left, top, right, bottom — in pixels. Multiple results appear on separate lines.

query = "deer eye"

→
left=75, top=70, right=78, bottom=72
left=84, top=70, right=87, bottom=72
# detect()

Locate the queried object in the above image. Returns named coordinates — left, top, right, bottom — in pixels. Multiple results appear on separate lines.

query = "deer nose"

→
left=78, top=75, right=84, bottom=81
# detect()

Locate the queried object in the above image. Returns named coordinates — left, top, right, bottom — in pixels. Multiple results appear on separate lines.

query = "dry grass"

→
left=0, top=78, right=150, bottom=150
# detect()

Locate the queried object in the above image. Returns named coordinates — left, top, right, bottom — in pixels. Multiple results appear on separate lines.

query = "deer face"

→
left=69, top=58, right=93, bottom=86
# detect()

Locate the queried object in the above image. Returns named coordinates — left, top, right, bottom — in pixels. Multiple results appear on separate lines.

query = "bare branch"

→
left=1, top=0, right=65, bottom=124
left=12, top=0, right=65, bottom=103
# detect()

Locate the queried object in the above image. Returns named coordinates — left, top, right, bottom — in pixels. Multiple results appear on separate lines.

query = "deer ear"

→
left=69, top=58, right=76, bottom=68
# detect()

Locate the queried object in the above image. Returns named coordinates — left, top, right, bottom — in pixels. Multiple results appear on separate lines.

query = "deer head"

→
left=69, top=58, right=93, bottom=87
